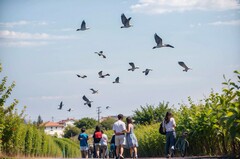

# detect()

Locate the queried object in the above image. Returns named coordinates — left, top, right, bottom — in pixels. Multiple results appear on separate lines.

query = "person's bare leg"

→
left=102, top=147, right=105, bottom=159
left=120, top=145, right=124, bottom=156
left=116, top=146, right=119, bottom=157
left=85, top=151, right=88, bottom=159
left=96, top=146, right=100, bottom=158
left=130, top=148, right=133, bottom=157
left=134, top=147, right=138, bottom=158
left=81, top=150, right=85, bottom=158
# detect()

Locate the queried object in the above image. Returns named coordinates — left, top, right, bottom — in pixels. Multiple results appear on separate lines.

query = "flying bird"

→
left=76, top=74, right=87, bottom=78
left=178, top=61, right=191, bottom=72
left=76, top=20, right=89, bottom=31
left=58, top=101, right=63, bottom=110
left=128, top=62, right=139, bottom=71
left=121, top=13, right=132, bottom=28
left=153, top=33, right=174, bottom=49
left=143, top=69, right=153, bottom=75
left=95, top=51, right=106, bottom=59
left=98, top=71, right=110, bottom=78
left=106, top=106, right=110, bottom=109
left=90, top=88, right=98, bottom=94
left=67, top=108, right=72, bottom=112
left=82, top=95, right=93, bottom=107
left=113, top=77, right=120, bottom=83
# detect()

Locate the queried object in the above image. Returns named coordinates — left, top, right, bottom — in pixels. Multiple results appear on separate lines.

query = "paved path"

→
left=12, top=157, right=228, bottom=159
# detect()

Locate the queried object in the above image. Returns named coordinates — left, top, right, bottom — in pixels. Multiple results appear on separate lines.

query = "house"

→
left=42, top=121, right=65, bottom=138
left=42, top=118, right=76, bottom=138
left=58, top=118, right=76, bottom=127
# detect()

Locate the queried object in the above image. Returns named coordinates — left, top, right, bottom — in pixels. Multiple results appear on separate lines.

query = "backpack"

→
left=94, top=131, right=102, bottom=143
left=159, top=122, right=166, bottom=135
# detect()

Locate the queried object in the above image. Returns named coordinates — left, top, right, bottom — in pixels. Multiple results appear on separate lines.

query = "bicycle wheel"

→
left=181, top=142, right=187, bottom=157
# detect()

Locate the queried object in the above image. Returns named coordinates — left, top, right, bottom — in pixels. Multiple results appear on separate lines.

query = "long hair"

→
left=164, top=112, right=172, bottom=124
left=95, top=125, right=101, bottom=132
left=126, top=116, right=132, bottom=124
left=126, top=116, right=133, bottom=130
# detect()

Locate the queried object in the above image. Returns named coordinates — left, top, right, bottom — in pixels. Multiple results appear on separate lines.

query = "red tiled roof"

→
left=42, top=121, right=64, bottom=127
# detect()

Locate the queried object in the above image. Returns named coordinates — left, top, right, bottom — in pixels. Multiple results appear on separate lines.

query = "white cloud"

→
left=0, top=30, right=79, bottom=47
left=0, top=41, right=48, bottom=47
left=189, top=19, right=240, bottom=28
left=189, top=23, right=202, bottom=28
left=0, top=30, right=75, bottom=40
left=27, top=94, right=82, bottom=100
left=0, top=30, right=49, bottom=39
left=131, top=0, right=240, bottom=14
left=208, top=19, right=240, bottom=26
left=0, top=20, right=48, bottom=28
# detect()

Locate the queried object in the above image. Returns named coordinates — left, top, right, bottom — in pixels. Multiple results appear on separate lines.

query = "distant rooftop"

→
left=41, top=121, right=64, bottom=127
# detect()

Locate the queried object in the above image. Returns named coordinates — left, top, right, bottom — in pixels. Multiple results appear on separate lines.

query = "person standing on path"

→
left=78, top=128, right=89, bottom=159
left=163, top=112, right=176, bottom=158
left=113, top=114, right=126, bottom=159
left=92, top=125, right=102, bottom=158
left=100, top=130, right=108, bottom=159
left=125, top=116, right=138, bottom=158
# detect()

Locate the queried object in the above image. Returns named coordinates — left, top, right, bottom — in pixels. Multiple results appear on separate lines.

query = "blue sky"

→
left=0, top=0, right=240, bottom=122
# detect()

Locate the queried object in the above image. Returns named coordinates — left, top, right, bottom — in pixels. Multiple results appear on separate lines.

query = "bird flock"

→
left=57, top=13, right=192, bottom=112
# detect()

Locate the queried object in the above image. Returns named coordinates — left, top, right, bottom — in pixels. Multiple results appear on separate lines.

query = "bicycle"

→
left=175, top=131, right=189, bottom=157
left=109, top=143, right=116, bottom=158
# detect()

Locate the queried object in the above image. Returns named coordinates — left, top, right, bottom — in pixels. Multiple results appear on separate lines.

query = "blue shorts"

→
left=80, top=146, right=88, bottom=151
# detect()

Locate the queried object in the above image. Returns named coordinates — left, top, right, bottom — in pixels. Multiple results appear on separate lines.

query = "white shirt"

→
left=164, top=117, right=176, bottom=132
left=100, top=134, right=108, bottom=146
left=113, top=120, right=126, bottom=133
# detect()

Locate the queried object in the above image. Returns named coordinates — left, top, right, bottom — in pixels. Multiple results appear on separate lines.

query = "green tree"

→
left=37, top=115, right=43, bottom=126
left=0, top=64, right=18, bottom=154
left=74, top=117, right=97, bottom=130
left=63, top=126, right=80, bottom=138
left=100, top=117, right=116, bottom=130
left=133, top=102, right=172, bottom=125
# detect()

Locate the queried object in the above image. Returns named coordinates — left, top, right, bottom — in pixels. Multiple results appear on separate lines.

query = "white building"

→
left=42, top=121, right=65, bottom=138
left=42, top=118, right=76, bottom=138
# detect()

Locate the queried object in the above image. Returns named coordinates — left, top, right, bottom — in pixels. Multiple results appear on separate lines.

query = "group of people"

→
left=78, top=112, right=176, bottom=159
left=78, top=126, right=109, bottom=158
left=78, top=114, right=138, bottom=159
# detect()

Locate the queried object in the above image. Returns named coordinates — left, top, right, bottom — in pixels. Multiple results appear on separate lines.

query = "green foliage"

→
left=135, top=123, right=165, bottom=157
left=54, top=138, right=80, bottom=158
left=63, top=126, right=80, bottom=138
left=176, top=70, right=240, bottom=156
left=100, top=117, right=116, bottom=130
left=74, top=117, right=97, bottom=130
left=133, top=102, right=172, bottom=125
left=25, top=125, right=33, bottom=156
left=0, top=66, right=18, bottom=154
left=31, top=126, right=42, bottom=156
